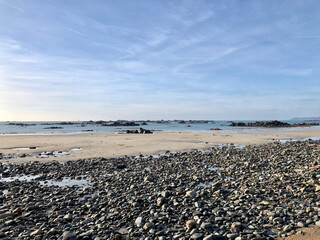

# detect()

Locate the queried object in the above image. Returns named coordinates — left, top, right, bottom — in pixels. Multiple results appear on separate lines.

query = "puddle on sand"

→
left=199, top=142, right=246, bottom=150
left=0, top=174, right=90, bottom=188
left=276, top=137, right=320, bottom=143
left=135, top=151, right=177, bottom=159
left=218, top=144, right=245, bottom=149
left=208, top=167, right=221, bottom=171
left=0, top=174, right=42, bottom=182
left=198, top=182, right=213, bottom=188
left=1, top=148, right=83, bottom=160
left=38, top=151, right=69, bottom=158
left=11, top=147, right=38, bottom=150
left=79, top=194, right=92, bottom=201
left=40, top=177, right=90, bottom=188
left=37, top=148, right=83, bottom=158
left=70, top=148, right=82, bottom=151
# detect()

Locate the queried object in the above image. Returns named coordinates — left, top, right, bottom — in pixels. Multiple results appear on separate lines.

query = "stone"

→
left=12, top=207, right=22, bottom=215
left=191, top=232, right=204, bottom=239
left=226, top=233, right=239, bottom=239
left=297, top=222, right=306, bottom=228
left=63, top=214, right=73, bottom=221
left=200, top=222, right=213, bottom=230
left=61, top=231, right=76, bottom=240
left=30, top=229, right=42, bottom=236
left=186, top=191, right=196, bottom=197
left=143, top=222, right=154, bottom=231
left=186, top=219, right=197, bottom=230
left=135, top=217, right=144, bottom=228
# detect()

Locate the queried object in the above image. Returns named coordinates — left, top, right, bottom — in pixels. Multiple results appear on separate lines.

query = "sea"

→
left=1, top=120, right=320, bottom=135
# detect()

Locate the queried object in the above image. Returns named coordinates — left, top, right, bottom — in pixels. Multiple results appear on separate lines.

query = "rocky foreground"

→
left=0, top=141, right=320, bottom=240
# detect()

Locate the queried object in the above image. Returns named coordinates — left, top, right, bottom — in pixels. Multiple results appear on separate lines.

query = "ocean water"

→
left=0, top=120, right=319, bottom=135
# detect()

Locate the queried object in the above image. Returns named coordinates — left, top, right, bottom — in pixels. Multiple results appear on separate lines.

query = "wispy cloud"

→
left=0, top=0, right=320, bottom=120
left=0, top=0, right=23, bottom=12
left=65, top=27, right=89, bottom=39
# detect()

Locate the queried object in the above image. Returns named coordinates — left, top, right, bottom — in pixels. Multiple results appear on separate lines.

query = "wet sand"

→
left=0, top=128, right=319, bottom=163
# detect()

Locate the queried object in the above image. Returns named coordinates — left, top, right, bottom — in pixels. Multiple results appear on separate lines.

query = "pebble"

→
left=0, top=140, right=319, bottom=239
left=135, top=216, right=144, bottom=228
left=186, top=220, right=197, bottom=230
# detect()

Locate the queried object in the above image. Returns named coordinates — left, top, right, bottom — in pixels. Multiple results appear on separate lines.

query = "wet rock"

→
left=61, top=231, right=76, bottom=240
left=135, top=217, right=144, bottom=227
left=0, top=140, right=320, bottom=239
left=191, top=232, right=204, bottom=239
left=226, top=233, right=239, bottom=239
left=186, top=220, right=197, bottom=230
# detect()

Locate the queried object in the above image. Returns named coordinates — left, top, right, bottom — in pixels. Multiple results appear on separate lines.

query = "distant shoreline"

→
left=1, top=120, right=320, bottom=135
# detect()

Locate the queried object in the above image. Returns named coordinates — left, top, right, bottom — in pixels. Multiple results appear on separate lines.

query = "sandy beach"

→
left=1, top=128, right=320, bottom=239
left=0, top=128, right=320, bottom=163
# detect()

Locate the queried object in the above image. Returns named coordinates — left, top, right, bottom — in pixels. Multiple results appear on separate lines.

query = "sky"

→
left=0, top=0, right=319, bottom=121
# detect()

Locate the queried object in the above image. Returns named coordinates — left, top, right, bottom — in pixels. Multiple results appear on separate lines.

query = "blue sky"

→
left=0, top=0, right=319, bottom=120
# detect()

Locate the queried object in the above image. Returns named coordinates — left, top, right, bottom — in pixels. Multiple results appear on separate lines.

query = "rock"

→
left=226, top=233, right=239, bottom=239
left=186, top=219, right=197, bottom=230
left=135, top=217, right=144, bottom=227
left=0, top=212, right=14, bottom=219
left=157, top=197, right=164, bottom=206
left=297, top=222, right=306, bottom=228
left=283, top=225, right=293, bottom=232
left=61, top=231, right=76, bottom=240
left=63, top=213, right=73, bottom=221
left=204, top=235, right=227, bottom=240
left=191, top=232, right=204, bottom=239
left=229, top=121, right=291, bottom=128
left=200, top=222, right=213, bottom=230
left=231, top=222, right=242, bottom=233
left=143, top=222, right=154, bottom=231
left=1, top=138, right=320, bottom=240
left=186, top=191, right=196, bottom=197
left=12, top=207, right=22, bottom=215
left=30, top=229, right=42, bottom=236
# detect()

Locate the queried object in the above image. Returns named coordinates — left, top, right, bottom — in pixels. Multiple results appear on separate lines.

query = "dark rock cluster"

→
left=229, top=121, right=291, bottom=127
left=125, top=128, right=153, bottom=134
left=230, top=121, right=320, bottom=128
left=102, top=121, right=140, bottom=127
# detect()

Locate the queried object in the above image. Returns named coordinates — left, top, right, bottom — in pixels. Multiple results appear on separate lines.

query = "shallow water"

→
left=0, top=174, right=42, bottom=182
left=1, top=120, right=319, bottom=134
left=11, top=147, right=39, bottom=150
left=208, top=167, right=221, bottom=171
left=0, top=174, right=91, bottom=188
left=40, top=177, right=90, bottom=188
left=276, top=136, right=320, bottom=143
left=198, top=182, right=213, bottom=188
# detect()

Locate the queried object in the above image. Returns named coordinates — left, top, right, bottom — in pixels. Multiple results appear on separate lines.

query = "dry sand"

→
left=277, top=225, right=320, bottom=240
left=0, top=127, right=319, bottom=164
